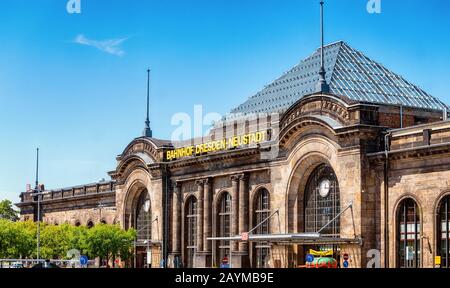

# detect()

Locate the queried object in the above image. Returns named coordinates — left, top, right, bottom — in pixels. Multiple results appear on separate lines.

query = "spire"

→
left=143, top=69, right=153, bottom=137
left=35, top=148, right=39, bottom=191
left=316, top=1, right=330, bottom=93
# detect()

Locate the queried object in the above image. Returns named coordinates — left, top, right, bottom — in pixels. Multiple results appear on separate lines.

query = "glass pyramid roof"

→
left=230, top=41, right=448, bottom=115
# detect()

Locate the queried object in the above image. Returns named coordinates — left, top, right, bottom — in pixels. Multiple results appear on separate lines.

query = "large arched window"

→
left=437, top=195, right=450, bottom=268
left=397, top=198, right=421, bottom=268
left=253, top=188, right=270, bottom=268
left=304, top=164, right=340, bottom=237
left=185, top=196, right=197, bottom=268
left=135, top=191, right=151, bottom=242
left=216, top=192, right=231, bottom=265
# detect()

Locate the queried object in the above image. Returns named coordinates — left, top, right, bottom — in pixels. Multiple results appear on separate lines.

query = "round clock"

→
left=319, top=179, right=331, bottom=198
left=144, top=199, right=151, bottom=213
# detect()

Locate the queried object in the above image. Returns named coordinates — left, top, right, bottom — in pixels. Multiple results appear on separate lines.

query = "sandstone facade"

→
left=17, top=92, right=450, bottom=268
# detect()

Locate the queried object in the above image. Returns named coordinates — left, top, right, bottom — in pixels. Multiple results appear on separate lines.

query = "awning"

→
left=207, top=233, right=362, bottom=245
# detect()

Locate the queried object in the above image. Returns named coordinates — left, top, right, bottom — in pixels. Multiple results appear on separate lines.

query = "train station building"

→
left=16, top=40, right=450, bottom=268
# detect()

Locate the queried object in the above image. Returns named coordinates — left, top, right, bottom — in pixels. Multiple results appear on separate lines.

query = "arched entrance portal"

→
left=304, top=164, right=340, bottom=237
left=302, top=163, right=341, bottom=265
left=135, top=190, right=152, bottom=268
left=289, top=160, right=341, bottom=267
left=123, top=181, right=158, bottom=268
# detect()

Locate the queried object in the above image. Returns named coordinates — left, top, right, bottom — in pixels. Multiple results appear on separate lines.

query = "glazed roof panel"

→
left=230, top=41, right=448, bottom=115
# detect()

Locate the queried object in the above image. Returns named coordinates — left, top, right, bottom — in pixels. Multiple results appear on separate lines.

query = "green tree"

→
left=15, top=220, right=37, bottom=258
left=0, top=220, right=135, bottom=264
left=117, top=227, right=136, bottom=267
left=85, top=224, right=136, bottom=267
left=68, top=225, right=89, bottom=256
left=0, top=219, right=35, bottom=259
left=0, top=200, right=19, bottom=221
left=40, top=223, right=75, bottom=259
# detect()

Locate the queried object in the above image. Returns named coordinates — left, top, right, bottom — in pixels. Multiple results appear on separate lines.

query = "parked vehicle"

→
left=10, top=262, right=24, bottom=268
left=32, top=260, right=60, bottom=268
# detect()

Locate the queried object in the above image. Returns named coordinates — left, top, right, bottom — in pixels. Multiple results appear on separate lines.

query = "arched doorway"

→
left=437, top=195, right=450, bottom=268
left=134, top=189, right=151, bottom=268
left=184, top=196, right=198, bottom=268
left=304, top=164, right=340, bottom=237
left=301, top=163, right=341, bottom=265
left=396, top=198, right=421, bottom=268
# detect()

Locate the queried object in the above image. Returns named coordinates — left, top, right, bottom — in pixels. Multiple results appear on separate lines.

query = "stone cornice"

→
left=172, top=167, right=269, bottom=184
left=16, top=191, right=116, bottom=207
left=368, top=143, right=450, bottom=164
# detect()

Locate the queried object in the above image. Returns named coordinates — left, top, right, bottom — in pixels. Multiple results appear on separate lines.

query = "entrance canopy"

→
left=207, top=233, right=362, bottom=245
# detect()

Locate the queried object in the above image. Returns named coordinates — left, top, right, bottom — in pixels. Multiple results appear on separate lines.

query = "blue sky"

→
left=1, top=0, right=449, bottom=204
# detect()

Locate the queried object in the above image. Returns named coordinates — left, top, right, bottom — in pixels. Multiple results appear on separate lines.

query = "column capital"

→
left=231, top=173, right=248, bottom=182
left=238, top=173, right=249, bottom=181
left=230, top=174, right=240, bottom=182
left=195, top=179, right=206, bottom=186
left=171, top=180, right=181, bottom=189
left=204, top=177, right=213, bottom=185
left=196, top=178, right=212, bottom=186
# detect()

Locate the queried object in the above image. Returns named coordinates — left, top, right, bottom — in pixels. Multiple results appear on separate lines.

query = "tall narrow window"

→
left=185, top=196, right=197, bottom=268
left=254, top=188, right=270, bottom=268
left=304, top=164, right=340, bottom=237
left=397, top=198, right=421, bottom=268
left=437, top=196, right=450, bottom=268
left=136, top=191, right=151, bottom=243
left=217, top=192, right=231, bottom=265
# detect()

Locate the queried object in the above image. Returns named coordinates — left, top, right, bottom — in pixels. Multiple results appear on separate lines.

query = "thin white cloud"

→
left=74, top=34, right=127, bottom=56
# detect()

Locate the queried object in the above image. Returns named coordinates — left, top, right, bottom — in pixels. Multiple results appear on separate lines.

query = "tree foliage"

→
left=0, top=219, right=35, bottom=258
left=85, top=224, right=136, bottom=266
left=0, top=200, right=19, bottom=221
left=0, top=220, right=136, bottom=265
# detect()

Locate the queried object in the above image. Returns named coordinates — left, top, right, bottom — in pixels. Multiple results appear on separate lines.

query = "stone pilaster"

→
left=203, top=178, right=213, bottom=253
left=195, top=179, right=205, bottom=252
left=230, top=175, right=240, bottom=252
left=171, top=181, right=181, bottom=255
left=238, top=173, right=249, bottom=254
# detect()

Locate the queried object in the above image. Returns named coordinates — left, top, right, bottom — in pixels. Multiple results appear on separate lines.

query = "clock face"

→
left=144, top=199, right=151, bottom=213
left=319, top=179, right=331, bottom=198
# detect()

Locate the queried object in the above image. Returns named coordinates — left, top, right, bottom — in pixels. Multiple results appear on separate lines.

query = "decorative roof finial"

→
left=143, top=69, right=153, bottom=137
left=316, top=1, right=330, bottom=93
